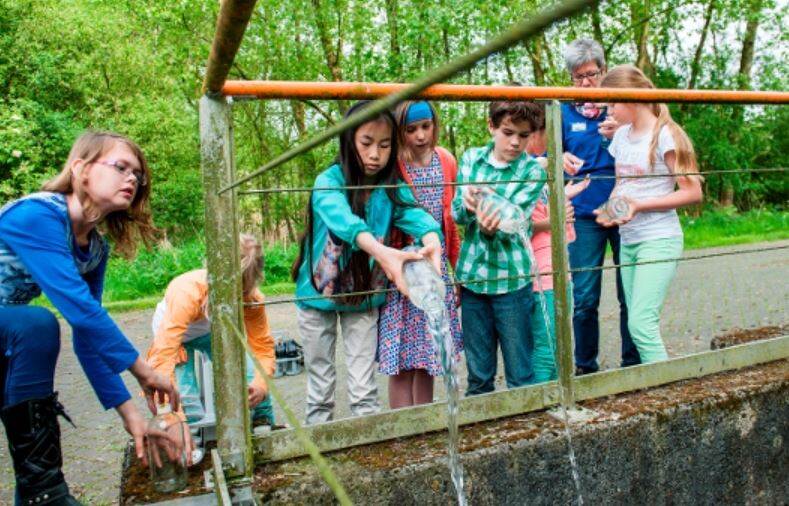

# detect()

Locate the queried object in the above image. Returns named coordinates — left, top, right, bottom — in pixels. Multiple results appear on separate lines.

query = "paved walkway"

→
left=0, top=241, right=786, bottom=504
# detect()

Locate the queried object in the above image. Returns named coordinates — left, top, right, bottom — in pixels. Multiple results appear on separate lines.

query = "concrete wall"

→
left=256, top=361, right=788, bottom=505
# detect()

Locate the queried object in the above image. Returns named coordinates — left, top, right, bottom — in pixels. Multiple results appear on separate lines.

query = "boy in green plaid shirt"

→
left=451, top=101, right=546, bottom=395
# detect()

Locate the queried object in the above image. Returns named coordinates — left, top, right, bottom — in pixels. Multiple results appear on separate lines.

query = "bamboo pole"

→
left=223, top=80, right=789, bottom=104
left=203, top=0, right=258, bottom=96
left=199, top=95, right=253, bottom=481
left=546, top=100, right=576, bottom=408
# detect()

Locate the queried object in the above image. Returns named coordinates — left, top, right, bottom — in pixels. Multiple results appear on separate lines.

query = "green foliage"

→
left=101, top=237, right=299, bottom=302
left=0, top=0, right=786, bottom=244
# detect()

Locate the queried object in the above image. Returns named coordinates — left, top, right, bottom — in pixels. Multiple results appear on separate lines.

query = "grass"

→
left=680, top=207, right=788, bottom=249
left=33, top=207, right=789, bottom=313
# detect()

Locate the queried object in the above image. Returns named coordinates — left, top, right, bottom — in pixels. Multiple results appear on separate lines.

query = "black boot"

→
left=0, top=393, right=83, bottom=505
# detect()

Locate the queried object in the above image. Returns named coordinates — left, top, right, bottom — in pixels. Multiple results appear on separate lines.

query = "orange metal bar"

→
left=222, top=80, right=789, bottom=104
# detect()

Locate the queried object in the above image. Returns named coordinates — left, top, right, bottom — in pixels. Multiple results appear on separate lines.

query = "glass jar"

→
left=146, top=405, right=188, bottom=493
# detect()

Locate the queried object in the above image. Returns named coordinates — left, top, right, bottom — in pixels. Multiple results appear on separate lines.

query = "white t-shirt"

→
left=608, top=124, right=682, bottom=245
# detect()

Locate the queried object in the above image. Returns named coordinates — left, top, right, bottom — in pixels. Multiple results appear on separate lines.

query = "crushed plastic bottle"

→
left=477, top=190, right=527, bottom=235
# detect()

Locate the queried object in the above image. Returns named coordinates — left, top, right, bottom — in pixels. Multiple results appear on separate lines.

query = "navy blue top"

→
left=561, top=103, right=616, bottom=218
left=0, top=192, right=139, bottom=409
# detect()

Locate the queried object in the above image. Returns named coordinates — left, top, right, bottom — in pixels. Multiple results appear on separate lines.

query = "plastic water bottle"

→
left=147, top=405, right=188, bottom=493
left=596, top=196, right=631, bottom=222
left=401, top=247, right=445, bottom=315
left=478, top=190, right=527, bottom=235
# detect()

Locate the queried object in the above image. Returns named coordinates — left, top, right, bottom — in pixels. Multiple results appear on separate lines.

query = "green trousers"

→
left=530, top=289, right=557, bottom=383
left=620, top=236, right=683, bottom=364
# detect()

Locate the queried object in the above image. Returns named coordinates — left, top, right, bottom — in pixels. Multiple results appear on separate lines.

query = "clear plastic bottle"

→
left=401, top=246, right=445, bottom=316
left=596, top=195, right=631, bottom=222
left=478, top=190, right=526, bottom=235
left=146, top=405, right=188, bottom=493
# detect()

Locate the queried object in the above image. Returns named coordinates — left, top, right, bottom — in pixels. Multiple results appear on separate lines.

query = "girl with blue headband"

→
left=378, top=100, right=463, bottom=409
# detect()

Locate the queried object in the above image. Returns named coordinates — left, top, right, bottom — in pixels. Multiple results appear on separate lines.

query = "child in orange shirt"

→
left=146, top=234, right=275, bottom=424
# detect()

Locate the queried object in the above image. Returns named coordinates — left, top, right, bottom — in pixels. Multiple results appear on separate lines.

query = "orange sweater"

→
left=145, top=269, right=276, bottom=394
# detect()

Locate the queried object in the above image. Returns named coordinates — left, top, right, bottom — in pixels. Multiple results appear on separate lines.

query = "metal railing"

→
left=197, top=0, right=789, bottom=500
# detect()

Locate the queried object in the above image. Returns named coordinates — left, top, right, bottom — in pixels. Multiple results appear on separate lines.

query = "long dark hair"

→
left=291, top=101, right=412, bottom=305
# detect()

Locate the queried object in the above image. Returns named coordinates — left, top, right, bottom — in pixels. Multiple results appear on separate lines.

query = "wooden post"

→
left=545, top=100, right=575, bottom=408
left=199, top=95, right=253, bottom=483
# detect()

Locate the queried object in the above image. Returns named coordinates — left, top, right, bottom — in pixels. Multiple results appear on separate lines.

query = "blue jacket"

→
left=561, top=103, right=616, bottom=218
left=0, top=192, right=139, bottom=409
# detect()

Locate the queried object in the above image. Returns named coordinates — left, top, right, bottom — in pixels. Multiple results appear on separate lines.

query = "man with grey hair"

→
left=560, top=38, right=641, bottom=374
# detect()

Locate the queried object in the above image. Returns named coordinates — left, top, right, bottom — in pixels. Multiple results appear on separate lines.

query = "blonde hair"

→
left=240, top=233, right=264, bottom=296
left=393, top=101, right=440, bottom=164
left=42, top=131, right=157, bottom=257
left=601, top=65, right=701, bottom=179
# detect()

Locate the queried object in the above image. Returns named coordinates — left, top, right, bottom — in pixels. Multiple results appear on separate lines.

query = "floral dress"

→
left=377, top=152, right=462, bottom=376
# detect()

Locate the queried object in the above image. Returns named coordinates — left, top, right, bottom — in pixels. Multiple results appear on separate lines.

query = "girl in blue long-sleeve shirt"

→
left=0, top=131, right=180, bottom=505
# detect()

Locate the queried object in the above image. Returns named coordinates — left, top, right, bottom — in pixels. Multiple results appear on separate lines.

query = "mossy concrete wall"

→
left=256, top=361, right=788, bottom=505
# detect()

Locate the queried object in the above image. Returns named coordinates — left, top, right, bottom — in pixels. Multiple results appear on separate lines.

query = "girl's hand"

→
left=248, top=384, right=267, bottom=407
left=453, top=284, right=462, bottom=307
left=598, top=117, right=619, bottom=140
left=562, top=152, right=584, bottom=175
left=565, top=201, right=576, bottom=224
left=129, top=358, right=181, bottom=414
left=117, top=400, right=149, bottom=466
left=418, top=232, right=443, bottom=275
left=564, top=175, right=591, bottom=200
left=376, top=245, right=423, bottom=297
left=462, top=186, right=480, bottom=212
left=475, top=198, right=501, bottom=236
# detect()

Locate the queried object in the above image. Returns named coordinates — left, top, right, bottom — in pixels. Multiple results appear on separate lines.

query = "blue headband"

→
left=405, top=102, right=433, bottom=124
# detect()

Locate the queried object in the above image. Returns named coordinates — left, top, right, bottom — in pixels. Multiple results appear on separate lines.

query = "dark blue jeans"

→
left=0, top=305, right=60, bottom=408
left=569, top=218, right=640, bottom=372
left=461, top=285, right=534, bottom=395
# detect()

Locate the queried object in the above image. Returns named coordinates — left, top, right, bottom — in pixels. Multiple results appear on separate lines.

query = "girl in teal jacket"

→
left=291, top=101, right=442, bottom=424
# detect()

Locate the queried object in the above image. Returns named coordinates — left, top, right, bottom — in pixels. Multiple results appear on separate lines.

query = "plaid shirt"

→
left=451, top=143, right=546, bottom=295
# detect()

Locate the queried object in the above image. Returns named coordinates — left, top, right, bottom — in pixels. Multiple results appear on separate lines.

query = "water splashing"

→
left=479, top=189, right=584, bottom=505
left=403, top=252, right=466, bottom=505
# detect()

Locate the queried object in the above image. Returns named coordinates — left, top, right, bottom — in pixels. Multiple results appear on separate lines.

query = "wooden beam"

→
left=254, top=336, right=789, bottom=463
left=546, top=100, right=575, bottom=408
left=203, top=0, right=258, bottom=95
left=199, top=95, right=253, bottom=480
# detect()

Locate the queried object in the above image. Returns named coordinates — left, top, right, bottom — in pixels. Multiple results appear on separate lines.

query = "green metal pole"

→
left=545, top=100, right=575, bottom=408
left=199, top=95, right=253, bottom=483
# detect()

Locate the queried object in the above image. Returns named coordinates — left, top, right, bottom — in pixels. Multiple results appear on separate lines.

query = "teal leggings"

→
left=530, top=290, right=558, bottom=383
left=620, top=237, right=683, bottom=363
left=175, top=333, right=274, bottom=424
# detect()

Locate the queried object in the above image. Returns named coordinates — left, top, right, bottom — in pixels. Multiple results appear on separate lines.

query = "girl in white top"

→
left=596, top=65, right=703, bottom=363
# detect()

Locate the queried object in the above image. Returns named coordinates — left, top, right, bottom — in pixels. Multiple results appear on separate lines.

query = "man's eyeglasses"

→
left=572, top=70, right=602, bottom=84
left=95, top=160, right=147, bottom=186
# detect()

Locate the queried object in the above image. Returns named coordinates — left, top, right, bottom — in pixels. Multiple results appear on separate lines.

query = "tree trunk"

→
left=688, top=0, right=715, bottom=90
left=525, top=38, right=546, bottom=86
left=725, top=0, right=763, bottom=208
left=591, top=3, right=606, bottom=62
left=631, top=1, right=654, bottom=76
left=384, top=0, right=400, bottom=76
left=311, top=0, right=347, bottom=113
left=737, top=0, right=762, bottom=90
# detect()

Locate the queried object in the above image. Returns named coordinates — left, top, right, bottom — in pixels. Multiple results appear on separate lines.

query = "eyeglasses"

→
left=571, top=70, right=602, bottom=84
left=95, top=160, right=147, bottom=186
